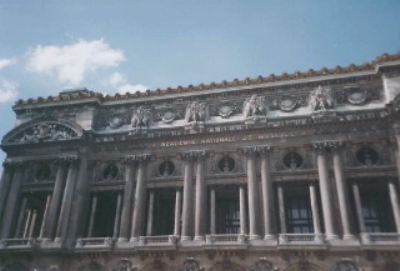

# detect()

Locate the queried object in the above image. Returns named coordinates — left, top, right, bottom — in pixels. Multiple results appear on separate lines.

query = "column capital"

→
left=257, top=145, right=272, bottom=155
left=180, top=150, right=206, bottom=160
left=123, top=155, right=138, bottom=165
left=311, top=141, right=329, bottom=154
left=240, top=146, right=258, bottom=156
left=3, top=160, right=27, bottom=169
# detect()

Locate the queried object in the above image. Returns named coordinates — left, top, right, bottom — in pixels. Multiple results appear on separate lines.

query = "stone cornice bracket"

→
left=256, top=145, right=272, bottom=155
left=240, top=146, right=258, bottom=156
left=311, top=141, right=329, bottom=154
left=123, top=155, right=138, bottom=165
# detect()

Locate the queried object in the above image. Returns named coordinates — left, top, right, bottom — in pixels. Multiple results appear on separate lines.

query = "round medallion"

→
left=283, top=152, right=303, bottom=170
left=109, top=116, right=123, bottom=129
left=356, top=147, right=379, bottom=166
left=219, top=105, right=233, bottom=118
left=218, top=156, right=235, bottom=173
left=348, top=92, right=367, bottom=105
left=162, top=111, right=176, bottom=124
left=103, top=164, right=119, bottom=181
left=279, top=98, right=297, bottom=112
left=159, top=161, right=175, bottom=177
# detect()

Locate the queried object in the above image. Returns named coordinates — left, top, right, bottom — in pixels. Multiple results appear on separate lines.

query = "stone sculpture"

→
left=309, top=86, right=335, bottom=111
left=243, top=95, right=267, bottom=118
left=185, top=101, right=206, bottom=122
left=131, top=106, right=150, bottom=128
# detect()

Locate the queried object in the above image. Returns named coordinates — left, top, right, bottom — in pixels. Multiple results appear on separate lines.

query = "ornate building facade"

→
left=1, top=53, right=400, bottom=271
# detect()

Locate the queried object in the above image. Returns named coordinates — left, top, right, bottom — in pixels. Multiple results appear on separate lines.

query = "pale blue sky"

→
left=0, top=0, right=399, bottom=163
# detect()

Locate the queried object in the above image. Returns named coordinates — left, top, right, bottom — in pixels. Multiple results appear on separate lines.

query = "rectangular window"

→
left=285, top=193, right=313, bottom=234
left=216, top=187, right=240, bottom=234
left=90, top=191, right=119, bottom=237
left=153, top=189, right=175, bottom=235
left=360, top=188, right=395, bottom=233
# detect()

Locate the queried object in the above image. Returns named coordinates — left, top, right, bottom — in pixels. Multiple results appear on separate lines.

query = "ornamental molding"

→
left=2, top=116, right=83, bottom=145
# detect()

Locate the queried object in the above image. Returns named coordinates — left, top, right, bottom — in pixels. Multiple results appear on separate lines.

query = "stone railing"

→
left=279, top=234, right=325, bottom=244
left=0, top=238, right=35, bottom=249
left=75, top=237, right=113, bottom=248
left=361, top=233, right=400, bottom=244
left=139, top=235, right=177, bottom=245
left=205, top=234, right=247, bottom=245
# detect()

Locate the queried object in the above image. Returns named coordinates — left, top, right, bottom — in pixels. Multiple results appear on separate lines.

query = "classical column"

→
left=210, top=186, right=216, bottom=234
left=313, top=142, right=338, bottom=240
left=194, top=151, right=206, bottom=241
left=331, top=142, right=355, bottom=240
left=113, top=192, right=123, bottom=239
left=352, top=183, right=369, bottom=243
left=67, top=152, right=90, bottom=243
left=130, top=155, right=148, bottom=241
left=0, top=162, right=13, bottom=223
left=14, top=196, right=28, bottom=238
left=260, top=146, right=275, bottom=240
left=239, top=185, right=247, bottom=235
left=277, top=184, right=286, bottom=234
left=388, top=180, right=400, bottom=233
left=55, top=158, right=79, bottom=242
left=28, top=210, right=37, bottom=238
left=146, top=189, right=155, bottom=236
left=42, top=158, right=68, bottom=239
left=87, top=194, right=98, bottom=237
left=23, top=209, right=32, bottom=238
left=118, top=156, right=137, bottom=242
left=173, top=188, right=182, bottom=236
left=244, top=147, right=260, bottom=240
left=394, top=124, right=400, bottom=185
left=309, top=183, right=322, bottom=235
left=1, top=162, right=25, bottom=239
left=181, top=152, right=194, bottom=240
left=39, top=194, right=52, bottom=238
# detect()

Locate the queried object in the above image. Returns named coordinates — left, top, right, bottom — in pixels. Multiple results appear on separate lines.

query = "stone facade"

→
left=1, top=52, right=400, bottom=271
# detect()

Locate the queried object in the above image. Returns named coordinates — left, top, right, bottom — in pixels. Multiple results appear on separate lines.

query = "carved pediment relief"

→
left=2, top=117, right=83, bottom=145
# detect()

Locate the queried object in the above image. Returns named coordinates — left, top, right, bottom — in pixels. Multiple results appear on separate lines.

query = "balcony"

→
left=278, top=234, right=325, bottom=246
left=139, top=235, right=177, bottom=246
left=361, top=233, right=400, bottom=246
left=205, top=234, right=247, bottom=245
left=75, top=237, right=113, bottom=249
left=0, top=238, right=36, bottom=250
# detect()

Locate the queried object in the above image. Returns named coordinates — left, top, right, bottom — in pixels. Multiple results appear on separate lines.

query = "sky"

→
left=0, top=0, right=399, bottom=164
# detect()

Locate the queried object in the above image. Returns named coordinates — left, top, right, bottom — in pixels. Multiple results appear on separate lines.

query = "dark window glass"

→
left=360, top=189, right=395, bottom=233
left=91, top=191, right=118, bottom=237
left=285, top=195, right=313, bottom=233
left=217, top=198, right=240, bottom=234
left=153, top=189, right=175, bottom=235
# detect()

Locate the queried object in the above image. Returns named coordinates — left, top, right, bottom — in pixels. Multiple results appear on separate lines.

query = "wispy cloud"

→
left=27, top=38, right=125, bottom=85
left=107, top=72, right=148, bottom=94
left=0, top=58, right=17, bottom=70
left=0, top=79, right=18, bottom=103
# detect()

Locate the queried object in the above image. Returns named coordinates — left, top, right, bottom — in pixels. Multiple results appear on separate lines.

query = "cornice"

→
left=13, top=51, right=400, bottom=108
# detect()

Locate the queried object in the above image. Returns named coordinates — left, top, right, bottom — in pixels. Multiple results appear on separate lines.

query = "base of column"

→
left=343, top=234, right=357, bottom=240
left=325, top=234, right=339, bottom=240
left=264, top=234, right=276, bottom=241
left=129, top=237, right=139, bottom=242
left=194, top=235, right=204, bottom=241
left=181, top=235, right=192, bottom=241
left=116, top=237, right=128, bottom=243
left=249, top=234, right=261, bottom=240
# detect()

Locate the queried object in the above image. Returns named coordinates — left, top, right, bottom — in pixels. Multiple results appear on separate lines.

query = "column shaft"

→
left=210, top=187, right=216, bottom=234
left=333, top=148, right=354, bottom=239
left=309, top=183, right=321, bottom=234
left=352, top=183, right=367, bottom=234
left=55, top=160, right=78, bottom=241
left=388, top=180, right=400, bottom=233
left=14, top=197, right=28, bottom=238
left=316, top=150, right=337, bottom=239
left=87, top=194, right=98, bottom=237
left=42, top=160, right=67, bottom=239
left=0, top=165, right=13, bottom=223
left=173, top=188, right=182, bottom=236
left=181, top=156, right=193, bottom=240
left=23, top=210, right=32, bottom=238
left=28, top=210, right=37, bottom=238
left=146, top=190, right=155, bottom=236
left=113, top=192, right=123, bottom=239
left=194, top=155, right=206, bottom=240
left=39, top=194, right=52, bottom=238
left=118, top=159, right=136, bottom=241
left=277, top=184, right=286, bottom=233
left=246, top=152, right=260, bottom=239
left=239, top=185, right=247, bottom=235
left=130, top=159, right=147, bottom=241
left=1, top=165, right=23, bottom=239
left=260, top=150, right=274, bottom=240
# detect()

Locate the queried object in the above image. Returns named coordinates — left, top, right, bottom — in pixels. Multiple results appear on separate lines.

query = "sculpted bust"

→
left=310, top=86, right=335, bottom=111
left=185, top=101, right=206, bottom=122
left=243, top=94, right=267, bottom=118
left=131, top=106, right=150, bottom=128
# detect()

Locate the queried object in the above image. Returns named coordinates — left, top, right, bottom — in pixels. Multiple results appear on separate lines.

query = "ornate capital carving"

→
left=311, top=141, right=329, bottom=154
left=257, top=145, right=272, bottom=155
left=241, top=146, right=258, bottom=156
left=3, top=160, right=26, bottom=169
left=123, top=155, right=138, bottom=165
